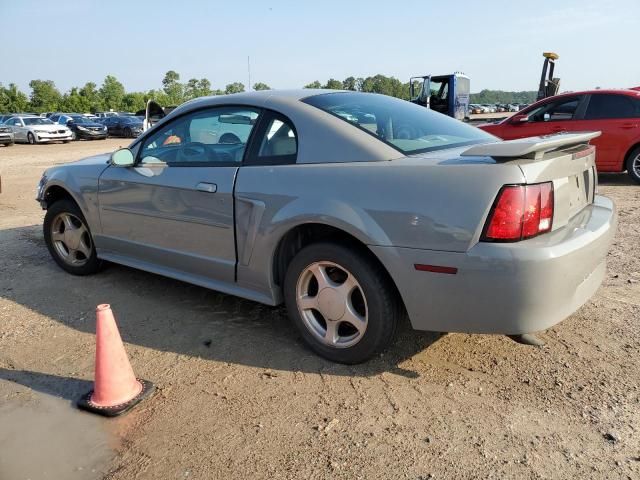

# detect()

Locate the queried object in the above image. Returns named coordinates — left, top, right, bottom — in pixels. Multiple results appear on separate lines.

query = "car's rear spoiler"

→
left=461, top=131, right=601, bottom=160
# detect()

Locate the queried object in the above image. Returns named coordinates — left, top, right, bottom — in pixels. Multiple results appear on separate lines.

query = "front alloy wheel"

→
left=44, top=199, right=102, bottom=275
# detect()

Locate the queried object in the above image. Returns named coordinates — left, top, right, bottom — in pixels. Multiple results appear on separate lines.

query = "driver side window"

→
left=528, top=97, right=580, bottom=122
left=140, top=106, right=260, bottom=166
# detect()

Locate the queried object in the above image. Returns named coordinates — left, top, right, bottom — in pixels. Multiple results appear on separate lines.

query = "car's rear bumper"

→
left=371, top=195, right=617, bottom=335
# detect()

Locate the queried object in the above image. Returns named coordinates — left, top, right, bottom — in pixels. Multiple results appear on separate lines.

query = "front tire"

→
left=284, top=243, right=400, bottom=364
left=626, top=147, right=640, bottom=184
left=124, top=127, right=132, bottom=138
left=27, top=132, right=36, bottom=145
left=44, top=199, right=102, bottom=275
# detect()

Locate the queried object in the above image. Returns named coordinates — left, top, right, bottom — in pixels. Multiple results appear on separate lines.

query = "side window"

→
left=139, top=106, right=260, bottom=166
left=248, top=113, right=297, bottom=165
left=5, top=118, right=15, bottom=126
left=528, top=97, right=580, bottom=122
left=585, top=94, right=640, bottom=120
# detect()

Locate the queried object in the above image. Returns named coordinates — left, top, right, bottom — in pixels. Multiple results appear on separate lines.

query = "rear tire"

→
left=44, top=199, right=102, bottom=276
left=626, top=147, right=640, bottom=184
left=283, top=242, right=400, bottom=364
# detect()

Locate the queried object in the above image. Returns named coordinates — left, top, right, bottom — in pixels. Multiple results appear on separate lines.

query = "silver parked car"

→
left=36, top=90, right=616, bottom=363
left=5, top=115, right=72, bottom=144
left=0, top=123, right=14, bottom=146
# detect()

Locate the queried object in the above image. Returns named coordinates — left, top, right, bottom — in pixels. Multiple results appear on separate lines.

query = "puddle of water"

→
left=0, top=382, right=113, bottom=480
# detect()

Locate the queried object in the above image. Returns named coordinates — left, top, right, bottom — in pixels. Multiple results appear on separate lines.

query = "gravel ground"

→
left=0, top=140, right=638, bottom=480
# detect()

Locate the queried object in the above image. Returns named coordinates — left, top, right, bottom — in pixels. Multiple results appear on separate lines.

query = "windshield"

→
left=23, top=117, right=53, bottom=126
left=303, top=92, right=494, bottom=155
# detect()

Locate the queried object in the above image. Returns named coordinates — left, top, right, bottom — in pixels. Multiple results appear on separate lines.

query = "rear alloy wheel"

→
left=27, top=132, right=36, bottom=145
left=44, top=199, right=102, bottom=275
left=284, top=243, right=399, bottom=363
left=626, top=147, right=640, bottom=184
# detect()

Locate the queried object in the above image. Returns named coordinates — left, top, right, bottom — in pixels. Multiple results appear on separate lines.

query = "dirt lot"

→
left=0, top=140, right=639, bottom=480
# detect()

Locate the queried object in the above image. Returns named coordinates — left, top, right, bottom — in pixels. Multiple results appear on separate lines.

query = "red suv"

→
left=478, top=89, right=640, bottom=183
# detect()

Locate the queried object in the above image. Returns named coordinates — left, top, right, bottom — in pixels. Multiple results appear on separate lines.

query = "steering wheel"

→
left=395, top=124, right=418, bottom=139
left=219, top=132, right=241, bottom=144
left=175, top=142, right=208, bottom=163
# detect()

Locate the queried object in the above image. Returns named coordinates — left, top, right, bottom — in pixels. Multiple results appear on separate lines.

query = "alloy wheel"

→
left=50, top=212, right=92, bottom=266
left=295, top=261, right=368, bottom=348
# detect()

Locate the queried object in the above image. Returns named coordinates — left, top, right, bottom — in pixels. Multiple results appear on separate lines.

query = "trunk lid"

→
left=461, top=132, right=600, bottom=230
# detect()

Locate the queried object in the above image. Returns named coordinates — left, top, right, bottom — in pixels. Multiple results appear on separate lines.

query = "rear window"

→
left=302, top=92, right=494, bottom=155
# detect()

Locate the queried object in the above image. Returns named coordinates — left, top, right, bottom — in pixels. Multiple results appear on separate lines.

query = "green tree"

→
left=99, top=75, right=125, bottom=110
left=28, top=80, right=62, bottom=113
left=360, top=74, right=406, bottom=99
left=224, top=82, right=245, bottom=94
left=61, top=87, right=91, bottom=112
left=162, top=70, right=184, bottom=104
left=304, top=80, right=322, bottom=89
left=252, top=82, right=271, bottom=91
left=79, top=82, right=103, bottom=112
left=342, top=77, right=362, bottom=91
left=184, top=78, right=212, bottom=99
left=324, top=78, right=343, bottom=90
left=0, top=83, right=29, bottom=113
left=121, top=92, right=147, bottom=112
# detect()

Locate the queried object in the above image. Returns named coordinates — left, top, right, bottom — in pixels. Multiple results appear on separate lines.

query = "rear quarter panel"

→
left=234, top=155, right=524, bottom=299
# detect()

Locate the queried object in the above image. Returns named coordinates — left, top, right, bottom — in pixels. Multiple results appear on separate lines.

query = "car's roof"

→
left=540, top=88, right=640, bottom=100
left=150, top=89, right=404, bottom=164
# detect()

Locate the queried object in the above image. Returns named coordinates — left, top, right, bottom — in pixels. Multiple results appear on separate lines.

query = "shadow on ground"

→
left=1, top=225, right=441, bottom=378
left=598, top=172, right=635, bottom=186
left=0, top=368, right=91, bottom=403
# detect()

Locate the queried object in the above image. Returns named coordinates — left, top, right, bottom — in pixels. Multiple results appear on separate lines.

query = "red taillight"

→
left=482, top=183, right=554, bottom=242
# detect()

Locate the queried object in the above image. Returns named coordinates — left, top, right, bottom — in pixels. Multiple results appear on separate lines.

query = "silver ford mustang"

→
left=36, top=90, right=617, bottom=363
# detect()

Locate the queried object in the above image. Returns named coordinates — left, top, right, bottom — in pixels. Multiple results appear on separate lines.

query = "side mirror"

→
left=111, top=148, right=135, bottom=167
left=511, top=114, right=528, bottom=123
left=543, top=113, right=551, bottom=122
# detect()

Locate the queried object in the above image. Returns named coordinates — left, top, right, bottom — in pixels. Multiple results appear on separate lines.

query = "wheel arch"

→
left=271, top=222, right=405, bottom=312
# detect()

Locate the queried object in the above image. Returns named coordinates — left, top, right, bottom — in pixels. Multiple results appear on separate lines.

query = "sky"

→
left=1, top=0, right=639, bottom=95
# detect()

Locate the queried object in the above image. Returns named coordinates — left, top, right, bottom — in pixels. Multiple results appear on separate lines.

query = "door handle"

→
left=621, top=123, right=638, bottom=129
left=196, top=182, right=217, bottom=193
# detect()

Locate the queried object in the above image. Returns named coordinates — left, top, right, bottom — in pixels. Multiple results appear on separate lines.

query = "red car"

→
left=478, top=89, right=640, bottom=183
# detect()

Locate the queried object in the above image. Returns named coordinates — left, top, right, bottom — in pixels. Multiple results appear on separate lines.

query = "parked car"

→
left=0, top=114, right=16, bottom=124
left=0, top=124, right=14, bottom=146
left=36, top=90, right=616, bottom=363
left=102, top=116, right=144, bottom=137
left=478, top=89, right=640, bottom=183
left=94, top=111, right=119, bottom=118
left=468, top=104, right=483, bottom=115
left=508, top=104, right=520, bottom=112
left=4, top=115, right=72, bottom=144
left=52, top=114, right=108, bottom=140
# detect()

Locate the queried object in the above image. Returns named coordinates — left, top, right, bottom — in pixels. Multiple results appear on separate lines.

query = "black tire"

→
left=27, top=132, right=36, bottom=145
left=43, top=199, right=102, bottom=275
left=124, top=127, right=132, bottom=138
left=283, top=242, right=400, bottom=364
left=626, top=146, right=640, bottom=184
left=3, top=142, right=13, bottom=147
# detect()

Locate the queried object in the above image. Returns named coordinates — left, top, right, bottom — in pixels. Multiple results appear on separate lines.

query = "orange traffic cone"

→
left=78, top=304, right=154, bottom=417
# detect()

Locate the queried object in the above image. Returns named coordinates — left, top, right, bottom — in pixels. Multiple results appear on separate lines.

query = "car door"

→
left=569, top=93, right=640, bottom=172
left=8, top=118, right=26, bottom=141
left=97, top=105, right=261, bottom=284
left=498, top=95, right=586, bottom=139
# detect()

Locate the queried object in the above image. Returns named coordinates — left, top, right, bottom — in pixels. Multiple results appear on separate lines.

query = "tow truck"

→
left=409, top=72, right=470, bottom=120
